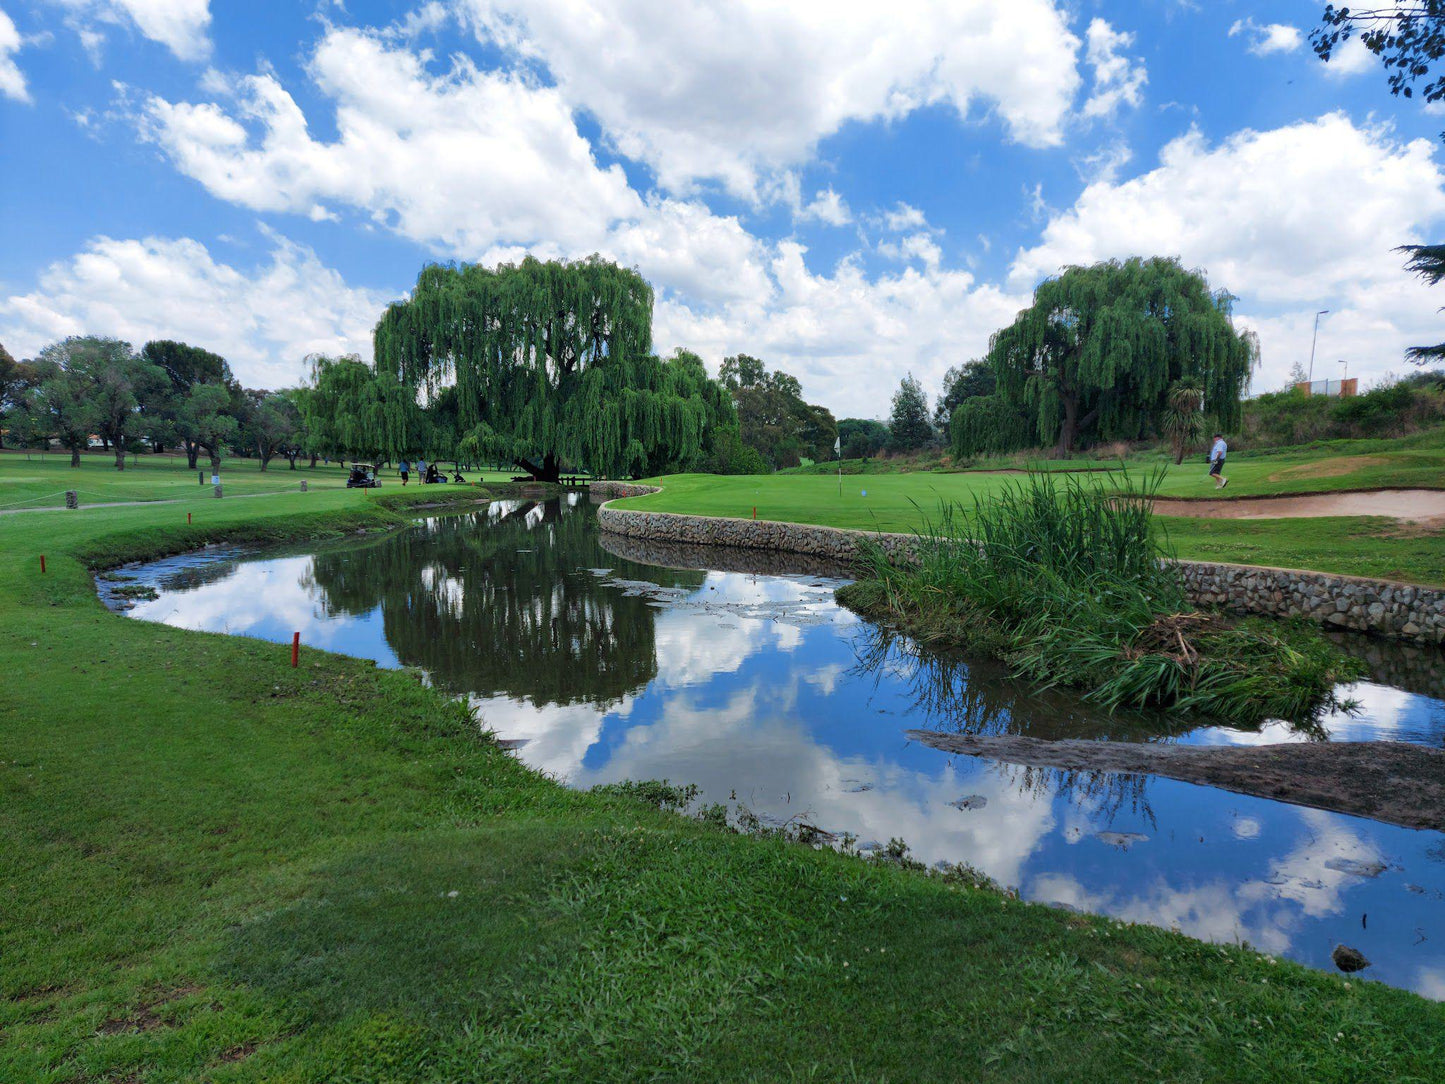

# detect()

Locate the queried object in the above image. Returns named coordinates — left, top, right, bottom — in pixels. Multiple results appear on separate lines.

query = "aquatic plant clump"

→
left=837, top=470, right=1364, bottom=724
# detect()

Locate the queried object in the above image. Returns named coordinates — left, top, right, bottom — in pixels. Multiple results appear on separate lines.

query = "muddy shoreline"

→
left=906, top=731, right=1445, bottom=831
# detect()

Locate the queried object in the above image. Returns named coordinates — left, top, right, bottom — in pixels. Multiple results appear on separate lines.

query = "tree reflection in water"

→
left=302, top=500, right=705, bottom=708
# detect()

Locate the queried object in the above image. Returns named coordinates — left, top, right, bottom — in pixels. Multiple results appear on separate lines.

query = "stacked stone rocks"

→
left=590, top=483, right=1445, bottom=645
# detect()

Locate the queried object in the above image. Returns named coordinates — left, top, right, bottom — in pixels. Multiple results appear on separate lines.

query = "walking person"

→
left=1209, top=432, right=1229, bottom=490
left=399, top=458, right=410, bottom=486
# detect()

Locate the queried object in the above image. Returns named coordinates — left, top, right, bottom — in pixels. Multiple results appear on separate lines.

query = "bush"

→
left=838, top=470, right=1362, bottom=724
left=1243, top=374, right=1445, bottom=447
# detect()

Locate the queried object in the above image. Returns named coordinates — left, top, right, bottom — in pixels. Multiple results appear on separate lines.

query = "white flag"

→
left=833, top=435, right=841, bottom=456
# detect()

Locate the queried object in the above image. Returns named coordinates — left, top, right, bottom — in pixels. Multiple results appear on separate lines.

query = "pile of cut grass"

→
left=837, top=470, right=1364, bottom=723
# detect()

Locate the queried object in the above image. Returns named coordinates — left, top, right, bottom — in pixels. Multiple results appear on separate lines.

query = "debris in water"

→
left=949, top=795, right=988, bottom=811
left=1095, top=831, right=1149, bottom=850
left=1325, top=857, right=1388, bottom=879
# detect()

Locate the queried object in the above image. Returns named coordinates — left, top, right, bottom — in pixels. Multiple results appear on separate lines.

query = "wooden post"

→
left=291, top=632, right=300, bottom=668
left=65, top=491, right=78, bottom=509
left=39, top=555, right=46, bottom=574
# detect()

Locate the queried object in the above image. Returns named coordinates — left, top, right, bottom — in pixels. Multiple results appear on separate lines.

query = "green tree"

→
left=949, top=395, right=1034, bottom=459
left=300, top=355, right=423, bottom=466
left=36, top=337, right=166, bottom=470
left=14, top=357, right=92, bottom=466
left=887, top=374, right=935, bottom=453
left=837, top=418, right=890, bottom=460
left=0, top=342, right=41, bottom=450
left=141, top=340, right=236, bottom=466
left=1162, top=378, right=1206, bottom=465
left=374, top=256, right=726, bottom=481
left=933, top=360, right=997, bottom=429
left=1398, top=244, right=1445, bottom=362
left=242, top=390, right=303, bottom=471
left=988, top=257, right=1258, bottom=457
left=722, top=355, right=835, bottom=468
left=177, top=383, right=238, bottom=474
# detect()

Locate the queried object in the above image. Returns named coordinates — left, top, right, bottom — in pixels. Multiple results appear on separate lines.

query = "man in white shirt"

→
left=1209, top=433, right=1228, bottom=490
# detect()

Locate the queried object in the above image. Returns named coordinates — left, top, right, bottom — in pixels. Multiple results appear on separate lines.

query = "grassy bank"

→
left=615, top=440, right=1445, bottom=586
left=837, top=473, right=1363, bottom=724
left=2, top=490, right=1442, bottom=1080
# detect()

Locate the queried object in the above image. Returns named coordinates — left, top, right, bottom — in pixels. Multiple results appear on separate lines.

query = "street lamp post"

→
left=1339, top=359, right=1348, bottom=387
left=1307, top=310, right=1329, bottom=384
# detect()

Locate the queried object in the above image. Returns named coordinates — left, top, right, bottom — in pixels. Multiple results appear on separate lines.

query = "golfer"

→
left=399, top=459, right=410, bottom=486
left=1209, top=433, right=1228, bottom=489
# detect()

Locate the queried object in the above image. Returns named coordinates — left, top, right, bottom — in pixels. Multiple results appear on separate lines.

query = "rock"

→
left=1331, top=944, right=1370, bottom=973
left=949, top=795, right=988, bottom=811
left=1324, top=857, right=1388, bottom=878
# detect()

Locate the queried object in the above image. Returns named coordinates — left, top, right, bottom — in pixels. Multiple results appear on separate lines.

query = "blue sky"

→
left=2, top=0, right=1443, bottom=417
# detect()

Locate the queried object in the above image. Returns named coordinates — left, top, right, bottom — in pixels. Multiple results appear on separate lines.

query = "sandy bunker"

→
left=1152, top=487, right=1445, bottom=522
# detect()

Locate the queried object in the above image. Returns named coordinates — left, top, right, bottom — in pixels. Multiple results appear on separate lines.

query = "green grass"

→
left=1, top=480, right=1442, bottom=1080
left=0, top=449, right=516, bottom=511
left=617, top=437, right=1445, bottom=586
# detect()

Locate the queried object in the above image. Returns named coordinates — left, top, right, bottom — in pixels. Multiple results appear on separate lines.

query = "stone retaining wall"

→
left=591, top=482, right=1445, bottom=646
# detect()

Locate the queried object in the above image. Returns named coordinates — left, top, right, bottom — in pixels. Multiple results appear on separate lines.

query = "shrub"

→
left=838, top=470, right=1361, bottom=724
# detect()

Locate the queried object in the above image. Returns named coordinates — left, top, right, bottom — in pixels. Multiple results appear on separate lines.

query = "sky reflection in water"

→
left=116, top=500, right=1445, bottom=999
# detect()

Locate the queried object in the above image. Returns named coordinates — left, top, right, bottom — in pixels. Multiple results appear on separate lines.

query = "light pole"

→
left=1339, top=359, right=1348, bottom=387
left=1307, top=310, right=1329, bottom=383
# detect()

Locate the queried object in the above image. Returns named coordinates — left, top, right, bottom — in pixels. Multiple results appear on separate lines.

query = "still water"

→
left=110, top=498, right=1445, bottom=998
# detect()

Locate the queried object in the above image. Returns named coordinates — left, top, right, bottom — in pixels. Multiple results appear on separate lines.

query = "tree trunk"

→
left=70, top=447, right=81, bottom=468
left=513, top=453, right=560, bottom=483
left=308, top=453, right=318, bottom=469
left=114, top=442, right=126, bottom=471
left=1054, top=396, right=1079, bottom=458
left=209, top=452, right=221, bottom=474
left=185, top=440, right=200, bottom=469
left=258, top=449, right=270, bottom=471
left=287, top=452, right=298, bottom=469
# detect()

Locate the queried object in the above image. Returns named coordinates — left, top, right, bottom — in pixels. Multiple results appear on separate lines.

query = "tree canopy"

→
left=720, top=353, right=836, bottom=469
left=987, top=257, right=1258, bottom=456
left=933, top=360, right=996, bottom=429
left=1312, top=4, right=1445, bottom=103
left=374, top=256, right=732, bottom=480
left=837, top=417, right=890, bottom=460
left=887, top=374, right=935, bottom=453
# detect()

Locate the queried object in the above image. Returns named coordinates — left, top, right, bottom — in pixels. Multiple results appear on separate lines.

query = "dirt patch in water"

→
left=1267, top=455, right=1391, bottom=482
left=1152, top=488, right=1445, bottom=523
left=906, top=731, right=1445, bottom=831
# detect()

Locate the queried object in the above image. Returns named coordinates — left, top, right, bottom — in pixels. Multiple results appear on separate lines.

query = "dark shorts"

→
left=400, top=470, right=409, bottom=481
left=1209, top=457, right=1225, bottom=476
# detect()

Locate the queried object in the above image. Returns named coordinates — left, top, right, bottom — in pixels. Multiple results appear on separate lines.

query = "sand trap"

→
left=1268, top=455, right=1390, bottom=482
left=1152, top=488, right=1445, bottom=522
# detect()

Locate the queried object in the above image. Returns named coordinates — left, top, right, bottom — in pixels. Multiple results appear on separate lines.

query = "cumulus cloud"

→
left=1010, top=113, right=1445, bottom=390
left=1081, top=19, right=1147, bottom=120
left=1322, top=36, right=1378, bottom=78
left=46, top=0, right=211, bottom=62
left=1228, top=17, right=1303, bottom=57
left=0, top=232, right=385, bottom=388
left=0, top=6, right=29, bottom=101
left=136, top=25, right=771, bottom=307
left=656, top=244, right=1027, bottom=418
left=798, top=187, right=852, bottom=227
left=462, top=0, right=1086, bottom=197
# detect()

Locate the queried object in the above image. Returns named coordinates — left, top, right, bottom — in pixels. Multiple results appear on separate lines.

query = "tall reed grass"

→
left=838, top=470, right=1362, bottom=724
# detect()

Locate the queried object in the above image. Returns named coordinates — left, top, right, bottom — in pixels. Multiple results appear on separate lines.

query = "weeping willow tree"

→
left=374, top=256, right=733, bottom=480
left=298, top=355, right=423, bottom=464
left=989, top=257, right=1258, bottom=456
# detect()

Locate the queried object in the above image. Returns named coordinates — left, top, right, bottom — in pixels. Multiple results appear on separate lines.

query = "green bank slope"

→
left=1, top=488, right=1440, bottom=1082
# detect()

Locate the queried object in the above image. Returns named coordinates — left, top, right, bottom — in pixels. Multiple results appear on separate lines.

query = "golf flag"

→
left=833, top=435, right=841, bottom=457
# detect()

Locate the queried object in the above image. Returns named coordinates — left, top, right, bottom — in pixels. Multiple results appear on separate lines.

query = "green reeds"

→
left=839, top=469, right=1362, bottom=725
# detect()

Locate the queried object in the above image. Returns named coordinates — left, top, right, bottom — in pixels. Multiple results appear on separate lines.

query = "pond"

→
left=107, top=497, right=1445, bottom=999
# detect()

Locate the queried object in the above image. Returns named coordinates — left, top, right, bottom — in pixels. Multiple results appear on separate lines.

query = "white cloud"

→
left=462, top=0, right=1086, bottom=197
left=1322, top=36, right=1378, bottom=78
left=1229, top=18, right=1303, bottom=57
left=878, top=232, right=942, bottom=268
left=1010, top=113, right=1445, bottom=391
left=1081, top=18, right=1147, bottom=120
left=0, top=232, right=385, bottom=388
left=656, top=244, right=1027, bottom=418
left=136, top=25, right=771, bottom=307
left=799, top=187, right=852, bottom=227
left=882, top=202, right=928, bottom=232
left=47, top=0, right=211, bottom=62
left=0, top=6, right=29, bottom=101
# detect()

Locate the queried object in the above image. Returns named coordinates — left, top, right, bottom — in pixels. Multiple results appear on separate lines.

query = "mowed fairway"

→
left=619, top=442, right=1445, bottom=586
left=2, top=485, right=1442, bottom=1080
left=0, top=451, right=516, bottom=511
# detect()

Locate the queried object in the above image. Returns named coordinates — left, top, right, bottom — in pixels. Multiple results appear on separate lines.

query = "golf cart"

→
left=346, top=463, right=380, bottom=488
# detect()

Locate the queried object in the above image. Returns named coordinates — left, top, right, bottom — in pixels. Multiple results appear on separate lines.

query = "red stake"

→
left=39, top=555, right=46, bottom=574
left=291, top=631, right=300, bottom=668
left=187, top=512, right=192, bottom=525
left=752, top=506, right=757, bottom=520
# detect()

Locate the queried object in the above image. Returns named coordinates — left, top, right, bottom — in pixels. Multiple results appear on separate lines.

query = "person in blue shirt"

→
left=1209, top=433, right=1228, bottom=490
left=399, top=459, right=410, bottom=486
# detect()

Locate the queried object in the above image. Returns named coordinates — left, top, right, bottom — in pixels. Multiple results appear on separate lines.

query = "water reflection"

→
left=113, top=499, right=1445, bottom=997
